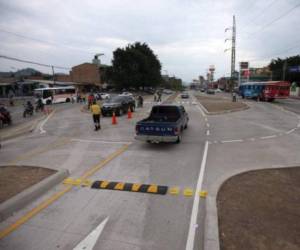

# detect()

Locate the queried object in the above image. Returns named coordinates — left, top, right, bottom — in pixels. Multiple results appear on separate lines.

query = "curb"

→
left=198, top=101, right=250, bottom=115
left=0, top=168, right=69, bottom=222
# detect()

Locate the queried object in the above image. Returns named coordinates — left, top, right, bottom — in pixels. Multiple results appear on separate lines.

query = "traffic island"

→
left=217, top=167, right=300, bottom=250
left=195, top=95, right=249, bottom=114
left=0, top=165, right=69, bottom=222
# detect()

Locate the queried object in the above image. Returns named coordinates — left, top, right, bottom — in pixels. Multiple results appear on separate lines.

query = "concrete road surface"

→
left=1, top=92, right=300, bottom=250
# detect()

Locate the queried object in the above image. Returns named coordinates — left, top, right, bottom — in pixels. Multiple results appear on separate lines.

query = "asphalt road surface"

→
left=1, top=92, right=300, bottom=250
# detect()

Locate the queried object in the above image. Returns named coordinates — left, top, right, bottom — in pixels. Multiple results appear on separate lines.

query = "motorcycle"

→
left=23, top=104, right=34, bottom=118
left=0, top=106, right=12, bottom=128
left=35, top=101, right=44, bottom=112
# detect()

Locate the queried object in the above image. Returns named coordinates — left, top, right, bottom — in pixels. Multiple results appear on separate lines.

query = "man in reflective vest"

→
left=90, top=100, right=101, bottom=131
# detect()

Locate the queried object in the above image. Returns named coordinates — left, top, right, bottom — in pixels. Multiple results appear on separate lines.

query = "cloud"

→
left=0, top=0, right=299, bottom=81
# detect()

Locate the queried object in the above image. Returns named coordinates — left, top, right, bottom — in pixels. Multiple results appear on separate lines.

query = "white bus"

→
left=34, top=86, right=76, bottom=104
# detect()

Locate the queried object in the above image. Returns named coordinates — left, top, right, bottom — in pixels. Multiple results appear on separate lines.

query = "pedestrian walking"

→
left=138, top=95, right=143, bottom=107
left=157, top=92, right=162, bottom=102
left=232, top=92, right=237, bottom=102
left=90, top=100, right=101, bottom=131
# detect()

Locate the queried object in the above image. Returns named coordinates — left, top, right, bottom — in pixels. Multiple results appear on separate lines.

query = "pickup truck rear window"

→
left=151, top=106, right=180, bottom=119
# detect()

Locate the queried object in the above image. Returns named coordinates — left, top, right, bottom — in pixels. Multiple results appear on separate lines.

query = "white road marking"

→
left=196, top=105, right=206, bottom=117
left=73, top=217, right=109, bottom=250
left=39, top=110, right=55, bottom=134
left=298, top=123, right=300, bottom=128
left=204, top=117, right=208, bottom=122
left=221, top=139, right=244, bottom=143
left=185, top=141, right=209, bottom=250
left=71, top=138, right=132, bottom=144
left=206, top=130, right=210, bottom=136
left=206, top=123, right=210, bottom=128
left=286, top=128, right=296, bottom=134
left=260, top=135, right=278, bottom=139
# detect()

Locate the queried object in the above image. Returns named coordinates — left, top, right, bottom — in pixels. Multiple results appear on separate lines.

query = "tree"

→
left=110, top=42, right=162, bottom=90
left=269, top=55, right=300, bottom=82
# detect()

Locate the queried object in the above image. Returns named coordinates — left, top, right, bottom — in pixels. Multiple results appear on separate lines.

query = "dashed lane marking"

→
left=260, top=135, right=278, bottom=139
left=206, top=130, right=210, bottom=136
left=221, top=139, right=244, bottom=143
left=71, top=138, right=132, bottom=145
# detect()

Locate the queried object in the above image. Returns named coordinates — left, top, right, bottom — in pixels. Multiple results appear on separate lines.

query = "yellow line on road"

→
left=80, top=144, right=129, bottom=179
left=0, top=185, right=72, bottom=240
left=0, top=144, right=130, bottom=240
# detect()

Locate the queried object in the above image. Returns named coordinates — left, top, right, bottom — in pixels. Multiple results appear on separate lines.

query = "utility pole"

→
left=51, top=65, right=55, bottom=85
left=225, top=15, right=236, bottom=91
left=231, top=15, right=236, bottom=80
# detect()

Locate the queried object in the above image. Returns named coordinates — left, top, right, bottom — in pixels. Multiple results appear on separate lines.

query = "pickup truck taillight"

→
left=174, top=127, right=179, bottom=135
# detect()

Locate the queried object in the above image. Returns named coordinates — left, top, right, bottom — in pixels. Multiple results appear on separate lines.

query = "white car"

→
left=96, top=93, right=110, bottom=100
left=215, top=89, right=223, bottom=93
left=119, top=92, right=133, bottom=97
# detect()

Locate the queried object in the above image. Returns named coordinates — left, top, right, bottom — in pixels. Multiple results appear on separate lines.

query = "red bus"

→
left=262, top=81, right=290, bottom=101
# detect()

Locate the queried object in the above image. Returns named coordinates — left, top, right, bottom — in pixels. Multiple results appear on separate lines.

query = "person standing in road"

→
left=90, top=100, right=101, bottom=131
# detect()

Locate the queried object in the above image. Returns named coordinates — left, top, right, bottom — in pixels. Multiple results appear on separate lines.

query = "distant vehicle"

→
left=102, top=96, right=136, bottom=116
left=200, top=88, right=206, bottom=92
left=163, top=89, right=173, bottom=95
left=34, top=86, right=76, bottom=105
left=135, top=105, right=189, bottom=143
left=239, top=81, right=290, bottom=101
left=119, top=92, right=133, bottom=97
left=181, top=92, right=189, bottom=98
left=95, top=93, right=110, bottom=100
left=206, top=89, right=215, bottom=95
left=0, top=106, right=12, bottom=128
left=215, top=88, right=223, bottom=93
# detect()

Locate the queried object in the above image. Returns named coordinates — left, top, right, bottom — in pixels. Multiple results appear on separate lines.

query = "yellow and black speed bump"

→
left=91, top=180, right=168, bottom=195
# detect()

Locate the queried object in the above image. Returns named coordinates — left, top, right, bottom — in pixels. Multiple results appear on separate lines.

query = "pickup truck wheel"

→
left=184, top=123, right=188, bottom=129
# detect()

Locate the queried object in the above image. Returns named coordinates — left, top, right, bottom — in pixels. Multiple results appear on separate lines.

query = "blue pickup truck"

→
left=135, top=105, right=189, bottom=143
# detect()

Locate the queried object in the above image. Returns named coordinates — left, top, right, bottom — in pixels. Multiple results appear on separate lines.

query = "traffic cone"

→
left=127, top=108, right=132, bottom=119
left=112, top=112, right=117, bottom=125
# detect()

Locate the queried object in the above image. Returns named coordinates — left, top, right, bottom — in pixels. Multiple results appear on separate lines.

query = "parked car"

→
left=206, top=89, right=215, bottom=95
left=181, top=92, right=189, bottom=98
left=163, top=89, right=173, bottom=95
left=96, top=93, right=110, bottom=100
left=215, top=88, right=223, bottom=93
left=0, top=106, right=12, bottom=128
left=135, top=105, right=189, bottom=143
left=200, top=88, right=206, bottom=92
left=102, top=96, right=136, bottom=116
left=119, top=92, right=133, bottom=97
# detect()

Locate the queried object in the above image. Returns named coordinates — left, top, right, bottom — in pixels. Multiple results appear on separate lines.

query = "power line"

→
left=0, top=28, right=93, bottom=55
left=243, top=42, right=300, bottom=64
left=239, top=0, right=279, bottom=33
left=0, top=54, right=70, bottom=70
left=244, top=2, right=300, bottom=37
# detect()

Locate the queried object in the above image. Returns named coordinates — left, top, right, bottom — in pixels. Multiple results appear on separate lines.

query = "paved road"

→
left=1, top=92, right=300, bottom=250
left=275, top=98, right=300, bottom=114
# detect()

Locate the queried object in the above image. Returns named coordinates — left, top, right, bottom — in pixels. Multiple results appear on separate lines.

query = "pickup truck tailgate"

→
left=136, top=123, right=176, bottom=136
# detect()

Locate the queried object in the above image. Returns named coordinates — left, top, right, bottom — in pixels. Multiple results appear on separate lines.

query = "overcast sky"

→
left=0, top=0, right=300, bottom=82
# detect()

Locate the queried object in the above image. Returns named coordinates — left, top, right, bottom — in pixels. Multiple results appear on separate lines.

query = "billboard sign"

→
left=289, top=66, right=300, bottom=73
left=240, top=62, right=249, bottom=69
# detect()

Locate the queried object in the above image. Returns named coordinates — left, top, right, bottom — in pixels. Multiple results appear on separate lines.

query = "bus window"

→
left=43, top=90, right=53, bottom=99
